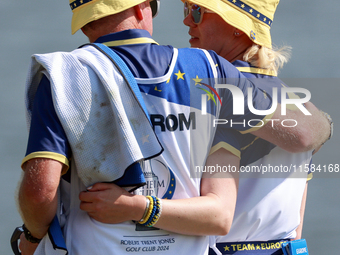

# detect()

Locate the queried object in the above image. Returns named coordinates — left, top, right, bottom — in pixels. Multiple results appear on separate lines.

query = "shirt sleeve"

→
left=210, top=127, right=241, bottom=159
left=208, top=51, right=275, bottom=133
left=22, top=75, right=71, bottom=173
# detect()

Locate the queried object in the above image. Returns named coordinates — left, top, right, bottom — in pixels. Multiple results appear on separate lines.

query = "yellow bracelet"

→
left=138, top=196, right=154, bottom=225
left=146, top=197, right=162, bottom=227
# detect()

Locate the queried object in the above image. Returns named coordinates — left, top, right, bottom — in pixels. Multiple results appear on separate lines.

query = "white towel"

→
left=25, top=45, right=162, bottom=187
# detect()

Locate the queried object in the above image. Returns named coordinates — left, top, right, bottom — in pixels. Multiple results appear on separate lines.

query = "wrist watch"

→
left=22, top=224, right=42, bottom=243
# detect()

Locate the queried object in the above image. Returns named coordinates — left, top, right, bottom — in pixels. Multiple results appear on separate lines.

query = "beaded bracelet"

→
left=146, top=197, right=162, bottom=227
left=138, top=196, right=162, bottom=227
left=144, top=196, right=158, bottom=226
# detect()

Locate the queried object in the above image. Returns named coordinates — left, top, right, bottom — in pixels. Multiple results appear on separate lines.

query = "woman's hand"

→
left=79, top=183, right=146, bottom=224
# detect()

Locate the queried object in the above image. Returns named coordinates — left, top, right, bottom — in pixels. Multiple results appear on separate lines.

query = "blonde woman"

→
left=183, top=0, right=332, bottom=254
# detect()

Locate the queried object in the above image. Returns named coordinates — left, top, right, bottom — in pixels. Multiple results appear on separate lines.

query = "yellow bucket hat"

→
left=70, top=0, right=146, bottom=34
left=186, top=0, right=280, bottom=48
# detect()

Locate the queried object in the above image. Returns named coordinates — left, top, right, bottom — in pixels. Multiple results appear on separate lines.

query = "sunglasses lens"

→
left=191, top=4, right=202, bottom=24
left=150, top=0, right=159, bottom=18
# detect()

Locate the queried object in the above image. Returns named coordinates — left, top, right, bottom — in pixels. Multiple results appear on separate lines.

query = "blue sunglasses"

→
left=184, top=2, right=214, bottom=24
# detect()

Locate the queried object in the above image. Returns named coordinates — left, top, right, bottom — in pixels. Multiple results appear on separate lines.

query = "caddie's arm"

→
left=18, top=158, right=63, bottom=250
left=213, top=53, right=331, bottom=154
left=252, top=102, right=331, bottom=153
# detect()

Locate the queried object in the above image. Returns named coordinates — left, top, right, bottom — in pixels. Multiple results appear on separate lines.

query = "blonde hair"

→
left=243, top=45, right=292, bottom=75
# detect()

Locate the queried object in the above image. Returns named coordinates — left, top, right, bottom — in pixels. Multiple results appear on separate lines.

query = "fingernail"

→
left=87, top=186, right=93, bottom=190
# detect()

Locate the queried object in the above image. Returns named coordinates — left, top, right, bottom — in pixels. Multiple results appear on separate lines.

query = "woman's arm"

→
left=79, top=148, right=239, bottom=236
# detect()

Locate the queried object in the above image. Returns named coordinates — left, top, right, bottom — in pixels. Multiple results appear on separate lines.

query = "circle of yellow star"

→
left=175, top=70, right=185, bottom=80
left=193, top=75, right=202, bottom=86
left=207, top=93, right=214, bottom=101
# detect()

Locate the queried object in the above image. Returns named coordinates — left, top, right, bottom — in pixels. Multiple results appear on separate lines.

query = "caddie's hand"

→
left=79, top=183, right=145, bottom=224
left=19, top=232, right=39, bottom=255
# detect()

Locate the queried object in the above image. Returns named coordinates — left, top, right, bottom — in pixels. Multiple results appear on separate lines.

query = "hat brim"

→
left=71, top=0, right=146, bottom=34
left=182, top=0, right=272, bottom=48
